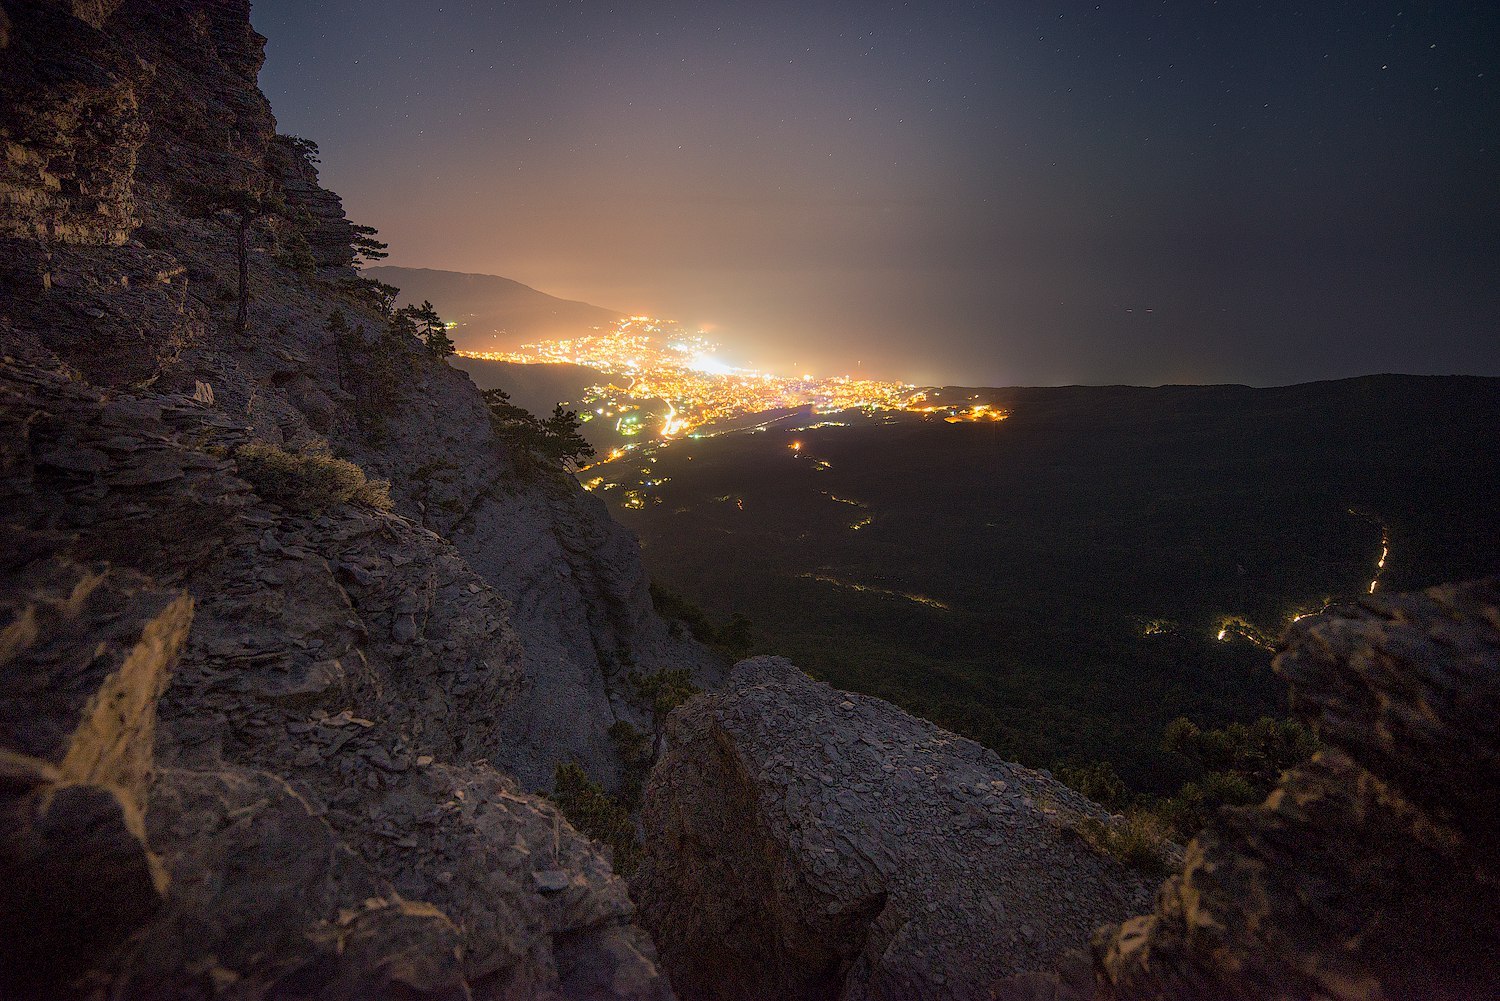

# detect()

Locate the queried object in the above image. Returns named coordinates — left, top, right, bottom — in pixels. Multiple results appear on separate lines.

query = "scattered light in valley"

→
left=801, top=573, right=950, bottom=611
left=464, top=315, right=1010, bottom=503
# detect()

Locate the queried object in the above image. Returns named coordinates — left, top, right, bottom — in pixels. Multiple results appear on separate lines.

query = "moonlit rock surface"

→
left=637, top=656, right=1156, bottom=1000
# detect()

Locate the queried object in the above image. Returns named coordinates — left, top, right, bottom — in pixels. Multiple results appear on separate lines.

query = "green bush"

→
left=331, top=314, right=413, bottom=423
left=1161, top=715, right=1317, bottom=787
left=1153, top=714, right=1318, bottom=838
left=650, top=582, right=715, bottom=640
left=608, top=720, right=653, bottom=812
left=551, top=761, right=641, bottom=876
left=274, top=229, right=318, bottom=273
left=234, top=441, right=393, bottom=513
left=1155, top=770, right=1262, bottom=835
left=648, top=582, right=754, bottom=659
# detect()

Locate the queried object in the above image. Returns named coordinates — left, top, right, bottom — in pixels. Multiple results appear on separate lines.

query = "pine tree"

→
left=540, top=404, right=597, bottom=468
left=179, top=179, right=285, bottom=337
left=350, top=223, right=389, bottom=263
left=482, top=392, right=596, bottom=472
left=400, top=300, right=454, bottom=358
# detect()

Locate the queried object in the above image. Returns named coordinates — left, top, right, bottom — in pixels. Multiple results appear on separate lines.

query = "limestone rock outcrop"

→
left=0, top=551, right=189, bottom=988
left=1094, top=579, right=1500, bottom=1001
left=1, top=0, right=706, bottom=994
left=0, top=349, right=673, bottom=997
left=636, top=656, right=1157, bottom=1000
left=0, top=2, right=147, bottom=245
left=1, top=0, right=715, bottom=797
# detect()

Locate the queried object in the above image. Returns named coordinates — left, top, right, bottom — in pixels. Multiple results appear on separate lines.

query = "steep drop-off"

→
left=1095, top=579, right=1500, bottom=1000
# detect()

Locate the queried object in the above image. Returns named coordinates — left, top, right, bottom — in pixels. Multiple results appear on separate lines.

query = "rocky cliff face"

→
left=0, top=0, right=709, bottom=994
left=1094, top=578, right=1500, bottom=1001
left=1, top=0, right=716, bottom=793
left=0, top=324, right=672, bottom=998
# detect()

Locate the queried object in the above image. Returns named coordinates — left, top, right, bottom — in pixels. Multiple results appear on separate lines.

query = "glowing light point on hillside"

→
left=661, top=401, right=687, bottom=438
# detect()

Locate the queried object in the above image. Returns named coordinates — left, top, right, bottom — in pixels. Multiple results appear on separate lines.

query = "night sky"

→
left=252, top=2, right=1499, bottom=387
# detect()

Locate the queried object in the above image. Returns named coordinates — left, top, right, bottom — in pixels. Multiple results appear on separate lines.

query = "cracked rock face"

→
left=1, top=0, right=704, bottom=993
left=0, top=554, right=188, bottom=988
left=1094, top=579, right=1500, bottom=1001
left=636, top=657, right=1156, bottom=1001
left=1, top=0, right=720, bottom=794
left=0, top=352, right=673, bottom=998
left=0, top=2, right=147, bottom=246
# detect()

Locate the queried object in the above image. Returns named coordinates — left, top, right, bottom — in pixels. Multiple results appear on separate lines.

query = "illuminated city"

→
left=459, top=315, right=1009, bottom=484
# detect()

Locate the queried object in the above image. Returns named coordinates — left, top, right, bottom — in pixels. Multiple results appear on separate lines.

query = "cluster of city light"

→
left=458, top=316, right=1005, bottom=449
left=913, top=401, right=1010, bottom=423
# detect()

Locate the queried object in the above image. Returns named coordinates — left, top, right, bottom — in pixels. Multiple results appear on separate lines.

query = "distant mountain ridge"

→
left=364, top=266, right=624, bottom=353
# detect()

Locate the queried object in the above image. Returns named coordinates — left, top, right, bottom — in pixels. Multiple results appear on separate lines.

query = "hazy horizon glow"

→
left=253, top=1, right=1499, bottom=386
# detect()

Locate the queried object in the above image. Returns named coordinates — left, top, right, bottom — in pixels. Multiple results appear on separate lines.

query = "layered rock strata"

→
left=1, top=0, right=708, bottom=994
left=0, top=0, right=717, bottom=793
left=0, top=351, right=672, bottom=997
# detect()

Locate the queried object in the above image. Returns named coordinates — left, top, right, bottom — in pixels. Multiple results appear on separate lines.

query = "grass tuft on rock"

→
left=1073, top=808, right=1176, bottom=875
left=234, top=441, right=393, bottom=513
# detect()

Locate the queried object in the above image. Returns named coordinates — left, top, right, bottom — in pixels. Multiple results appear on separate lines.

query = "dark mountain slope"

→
left=364, top=265, right=623, bottom=352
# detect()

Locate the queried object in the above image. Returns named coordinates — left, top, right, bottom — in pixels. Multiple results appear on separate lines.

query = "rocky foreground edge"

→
left=632, top=580, right=1500, bottom=1000
left=637, top=655, right=1157, bottom=1000
left=1092, top=577, right=1500, bottom=1001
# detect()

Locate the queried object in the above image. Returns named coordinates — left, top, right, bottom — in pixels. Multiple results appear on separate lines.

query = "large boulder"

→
left=637, top=656, right=1157, bottom=1000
